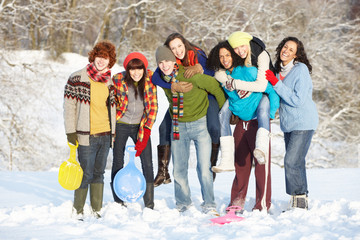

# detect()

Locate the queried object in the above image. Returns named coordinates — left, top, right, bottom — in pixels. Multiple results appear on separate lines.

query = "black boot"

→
left=143, top=183, right=154, bottom=209
left=154, top=145, right=171, bottom=187
left=210, top=143, right=220, bottom=181
left=110, top=182, right=126, bottom=206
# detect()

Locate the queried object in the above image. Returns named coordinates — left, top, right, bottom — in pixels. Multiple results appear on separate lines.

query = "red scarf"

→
left=176, top=49, right=200, bottom=67
left=86, top=62, right=111, bottom=83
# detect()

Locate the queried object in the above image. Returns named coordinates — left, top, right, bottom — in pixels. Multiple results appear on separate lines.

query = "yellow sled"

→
left=58, top=141, right=83, bottom=190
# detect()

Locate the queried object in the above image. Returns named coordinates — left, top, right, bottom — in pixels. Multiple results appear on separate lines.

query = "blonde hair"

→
left=244, top=47, right=252, bottom=67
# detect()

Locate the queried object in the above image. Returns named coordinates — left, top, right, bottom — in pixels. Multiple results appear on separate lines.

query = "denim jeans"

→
left=171, top=116, right=216, bottom=210
left=112, top=123, right=154, bottom=183
left=257, top=95, right=270, bottom=131
left=159, top=110, right=172, bottom=146
left=78, top=135, right=110, bottom=189
left=284, top=130, right=314, bottom=195
left=219, top=99, right=232, bottom=136
left=219, top=94, right=270, bottom=137
left=159, top=97, right=221, bottom=145
left=206, top=97, right=221, bottom=144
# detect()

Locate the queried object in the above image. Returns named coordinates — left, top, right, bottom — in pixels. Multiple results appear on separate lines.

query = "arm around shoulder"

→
left=231, top=51, right=269, bottom=92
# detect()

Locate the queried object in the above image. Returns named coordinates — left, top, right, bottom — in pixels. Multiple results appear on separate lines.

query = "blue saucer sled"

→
left=113, top=145, right=146, bottom=203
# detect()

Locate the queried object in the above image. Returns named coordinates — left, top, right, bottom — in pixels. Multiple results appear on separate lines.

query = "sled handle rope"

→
left=67, top=141, right=79, bottom=164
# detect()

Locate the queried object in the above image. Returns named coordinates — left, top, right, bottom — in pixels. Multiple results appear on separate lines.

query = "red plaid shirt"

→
left=112, top=70, right=158, bottom=141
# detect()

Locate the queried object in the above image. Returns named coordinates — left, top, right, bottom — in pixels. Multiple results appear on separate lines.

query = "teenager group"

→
left=63, top=31, right=318, bottom=219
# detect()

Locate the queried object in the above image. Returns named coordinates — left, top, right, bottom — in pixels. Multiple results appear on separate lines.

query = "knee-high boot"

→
left=73, top=186, right=88, bottom=217
left=110, top=181, right=126, bottom=206
left=143, top=183, right=154, bottom=209
left=210, top=143, right=220, bottom=181
left=212, top=136, right=235, bottom=173
left=90, top=183, right=104, bottom=218
left=154, top=145, right=171, bottom=187
left=253, top=127, right=270, bottom=165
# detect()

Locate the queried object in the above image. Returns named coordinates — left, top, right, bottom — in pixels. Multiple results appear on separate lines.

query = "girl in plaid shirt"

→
left=111, top=52, right=158, bottom=209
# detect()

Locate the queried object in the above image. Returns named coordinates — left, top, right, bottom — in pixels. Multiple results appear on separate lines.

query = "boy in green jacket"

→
left=154, top=45, right=225, bottom=215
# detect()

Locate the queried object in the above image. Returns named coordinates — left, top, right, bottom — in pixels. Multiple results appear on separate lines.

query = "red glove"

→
left=135, top=128, right=151, bottom=157
left=265, top=70, right=279, bottom=86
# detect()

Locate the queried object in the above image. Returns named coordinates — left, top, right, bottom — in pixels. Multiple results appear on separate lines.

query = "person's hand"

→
left=183, top=64, right=203, bottom=78
left=265, top=70, right=279, bottom=86
left=135, top=128, right=151, bottom=157
left=66, top=132, right=77, bottom=145
left=214, top=70, right=228, bottom=84
left=171, top=82, right=193, bottom=93
left=224, top=78, right=235, bottom=91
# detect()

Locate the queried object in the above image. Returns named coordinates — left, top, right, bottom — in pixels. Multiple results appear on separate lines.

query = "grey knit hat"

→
left=155, top=45, right=176, bottom=64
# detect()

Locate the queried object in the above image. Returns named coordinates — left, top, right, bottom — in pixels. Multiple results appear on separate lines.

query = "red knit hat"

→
left=123, top=52, right=148, bottom=69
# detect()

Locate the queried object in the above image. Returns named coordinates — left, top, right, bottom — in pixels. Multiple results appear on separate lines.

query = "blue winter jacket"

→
left=225, top=66, right=280, bottom=121
left=273, top=63, right=318, bottom=132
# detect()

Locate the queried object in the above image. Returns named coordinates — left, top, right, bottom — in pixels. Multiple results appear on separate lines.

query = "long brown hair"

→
left=164, top=32, right=205, bottom=66
left=124, top=58, right=146, bottom=100
left=274, top=37, right=312, bottom=74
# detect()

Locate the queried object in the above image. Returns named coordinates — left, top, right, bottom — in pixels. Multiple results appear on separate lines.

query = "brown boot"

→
left=210, top=143, right=220, bottom=181
left=154, top=145, right=171, bottom=187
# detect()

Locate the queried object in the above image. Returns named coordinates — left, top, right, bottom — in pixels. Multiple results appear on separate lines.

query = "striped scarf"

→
left=162, top=64, right=183, bottom=140
left=86, top=62, right=111, bottom=83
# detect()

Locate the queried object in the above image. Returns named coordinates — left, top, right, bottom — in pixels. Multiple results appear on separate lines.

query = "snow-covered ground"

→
left=0, top=167, right=360, bottom=239
left=0, top=51, right=359, bottom=239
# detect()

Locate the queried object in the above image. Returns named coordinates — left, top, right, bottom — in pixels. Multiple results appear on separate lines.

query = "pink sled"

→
left=210, top=206, right=245, bottom=225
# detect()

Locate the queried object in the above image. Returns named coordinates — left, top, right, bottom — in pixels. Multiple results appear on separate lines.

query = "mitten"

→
left=66, top=132, right=77, bottom=145
left=171, top=82, right=193, bottom=93
left=135, top=128, right=151, bottom=157
left=183, top=64, right=203, bottom=78
left=224, top=78, right=235, bottom=91
left=265, top=70, right=279, bottom=86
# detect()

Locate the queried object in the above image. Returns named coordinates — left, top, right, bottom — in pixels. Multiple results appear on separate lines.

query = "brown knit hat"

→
left=155, top=45, right=176, bottom=65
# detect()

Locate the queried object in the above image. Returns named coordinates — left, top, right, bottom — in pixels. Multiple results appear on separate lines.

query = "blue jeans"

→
left=159, top=110, right=172, bottom=146
left=219, top=94, right=270, bottom=136
left=219, top=100, right=232, bottom=136
left=159, top=97, right=221, bottom=145
left=78, top=135, right=110, bottom=189
left=112, top=123, right=154, bottom=183
left=257, top=95, right=270, bottom=131
left=284, top=130, right=314, bottom=195
left=171, top=116, right=216, bottom=210
left=206, top=97, right=221, bottom=144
